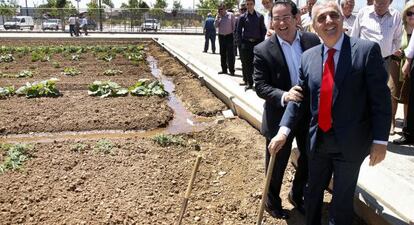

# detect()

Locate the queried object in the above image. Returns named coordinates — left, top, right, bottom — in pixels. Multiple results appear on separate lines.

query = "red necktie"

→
left=318, top=48, right=336, bottom=132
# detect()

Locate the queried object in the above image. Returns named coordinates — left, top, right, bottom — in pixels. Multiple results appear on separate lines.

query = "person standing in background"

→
left=341, top=0, right=355, bottom=35
left=215, top=3, right=236, bottom=76
left=262, top=0, right=274, bottom=39
left=237, top=0, right=266, bottom=91
left=300, top=0, right=317, bottom=31
left=79, top=15, right=88, bottom=36
left=68, top=15, right=77, bottom=37
left=351, top=0, right=403, bottom=134
left=204, top=13, right=216, bottom=54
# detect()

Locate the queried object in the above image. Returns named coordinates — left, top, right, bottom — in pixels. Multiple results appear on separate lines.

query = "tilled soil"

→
left=0, top=91, right=172, bottom=134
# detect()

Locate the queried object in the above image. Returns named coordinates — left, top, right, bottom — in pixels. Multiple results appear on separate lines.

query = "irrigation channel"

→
left=0, top=56, right=214, bottom=144
left=0, top=39, right=367, bottom=224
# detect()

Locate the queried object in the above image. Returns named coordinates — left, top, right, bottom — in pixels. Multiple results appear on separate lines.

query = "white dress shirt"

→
left=350, top=5, right=403, bottom=58
left=343, top=14, right=356, bottom=36
left=277, top=32, right=303, bottom=107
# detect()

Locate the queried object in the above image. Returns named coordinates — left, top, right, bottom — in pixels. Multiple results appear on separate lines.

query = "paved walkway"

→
left=1, top=33, right=413, bottom=224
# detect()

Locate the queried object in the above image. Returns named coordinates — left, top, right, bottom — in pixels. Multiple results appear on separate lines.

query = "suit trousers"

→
left=240, top=40, right=260, bottom=86
left=218, top=33, right=235, bottom=73
left=306, top=131, right=364, bottom=225
left=265, top=126, right=308, bottom=210
left=204, top=32, right=216, bottom=53
left=405, top=66, right=414, bottom=138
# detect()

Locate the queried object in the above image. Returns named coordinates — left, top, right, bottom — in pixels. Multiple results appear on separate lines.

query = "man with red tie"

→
left=268, top=1, right=391, bottom=225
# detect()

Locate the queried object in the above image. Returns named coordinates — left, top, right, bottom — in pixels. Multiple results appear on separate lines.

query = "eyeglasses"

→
left=407, top=11, right=414, bottom=17
left=316, top=11, right=341, bottom=23
left=272, top=15, right=293, bottom=22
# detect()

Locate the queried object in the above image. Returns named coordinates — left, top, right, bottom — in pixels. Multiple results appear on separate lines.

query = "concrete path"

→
left=1, top=32, right=413, bottom=224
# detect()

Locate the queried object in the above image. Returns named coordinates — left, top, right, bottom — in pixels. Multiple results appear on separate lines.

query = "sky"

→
left=17, top=0, right=405, bottom=12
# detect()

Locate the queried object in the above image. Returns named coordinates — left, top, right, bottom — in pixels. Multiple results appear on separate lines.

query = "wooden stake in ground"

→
left=257, top=153, right=277, bottom=225
left=176, top=155, right=202, bottom=225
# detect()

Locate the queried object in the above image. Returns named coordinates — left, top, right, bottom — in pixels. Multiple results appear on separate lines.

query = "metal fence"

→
left=0, top=8, right=216, bottom=33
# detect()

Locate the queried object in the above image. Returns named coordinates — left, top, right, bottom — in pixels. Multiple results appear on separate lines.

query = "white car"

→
left=4, top=16, right=34, bottom=30
left=42, top=19, right=61, bottom=30
left=142, top=19, right=160, bottom=31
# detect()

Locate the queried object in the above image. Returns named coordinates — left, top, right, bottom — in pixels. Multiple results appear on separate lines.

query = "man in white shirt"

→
left=350, top=0, right=402, bottom=60
left=341, top=0, right=355, bottom=35
left=300, top=0, right=317, bottom=31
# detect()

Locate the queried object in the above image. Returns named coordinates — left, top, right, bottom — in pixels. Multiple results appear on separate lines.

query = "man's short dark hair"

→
left=270, top=0, right=299, bottom=18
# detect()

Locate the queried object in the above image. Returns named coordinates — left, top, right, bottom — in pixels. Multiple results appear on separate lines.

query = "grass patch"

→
left=152, top=134, right=185, bottom=147
left=0, top=144, right=32, bottom=174
left=94, top=139, right=114, bottom=154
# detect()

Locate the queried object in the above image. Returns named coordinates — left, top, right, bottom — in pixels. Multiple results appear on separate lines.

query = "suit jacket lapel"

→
left=333, top=35, right=352, bottom=105
left=268, top=34, right=291, bottom=87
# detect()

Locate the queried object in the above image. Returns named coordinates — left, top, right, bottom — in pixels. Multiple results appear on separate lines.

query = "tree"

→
left=150, top=0, right=167, bottom=19
left=0, top=1, right=17, bottom=24
left=102, top=0, right=114, bottom=8
left=172, top=0, right=182, bottom=17
left=197, top=0, right=236, bottom=17
left=120, top=0, right=149, bottom=29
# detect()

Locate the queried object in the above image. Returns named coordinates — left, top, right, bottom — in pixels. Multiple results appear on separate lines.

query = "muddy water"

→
left=0, top=56, right=216, bottom=143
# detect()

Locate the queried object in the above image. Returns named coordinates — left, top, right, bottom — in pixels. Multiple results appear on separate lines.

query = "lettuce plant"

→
left=62, top=67, right=81, bottom=76
left=0, top=86, right=15, bottom=98
left=103, top=69, right=122, bottom=76
left=88, top=80, right=128, bottom=98
left=16, top=78, right=60, bottom=98
left=129, top=79, right=168, bottom=97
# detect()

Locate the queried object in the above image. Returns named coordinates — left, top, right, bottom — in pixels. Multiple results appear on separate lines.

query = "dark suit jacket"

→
left=253, top=32, right=320, bottom=139
left=281, top=34, right=391, bottom=162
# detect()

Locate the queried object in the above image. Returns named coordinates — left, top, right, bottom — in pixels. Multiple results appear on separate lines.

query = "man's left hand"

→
left=369, top=143, right=387, bottom=166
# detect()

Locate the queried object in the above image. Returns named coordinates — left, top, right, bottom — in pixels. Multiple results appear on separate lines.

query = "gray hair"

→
left=311, top=0, right=342, bottom=24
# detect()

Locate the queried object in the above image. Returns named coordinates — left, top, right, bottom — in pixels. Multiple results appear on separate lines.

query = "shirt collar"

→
left=323, top=33, right=344, bottom=55
left=277, top=31, right=301, bottom=46
left=367, top=5, right=391, bottom=17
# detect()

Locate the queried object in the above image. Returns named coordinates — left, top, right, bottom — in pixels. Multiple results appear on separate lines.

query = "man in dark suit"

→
left=268, top=2, right=391, bottom=225
left=253, top=0, right=320, bottom=219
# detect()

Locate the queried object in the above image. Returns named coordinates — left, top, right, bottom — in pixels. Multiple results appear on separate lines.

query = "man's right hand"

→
left=268, top=133, right=288, bottom=156
left=284, top=85, right=303, bottom=103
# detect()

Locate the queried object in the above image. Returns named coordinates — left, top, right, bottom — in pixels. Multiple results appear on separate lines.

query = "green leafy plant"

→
left=62, top=67, right=81, bottom=76
left=16, top=70, right=33, bottom=78
left=97, top=52, right=115, bottom=62
left=16, top=78, right=60, bottom=98
left=52, top=61, right=60, bottom=68
left=0, top=54, right=15, bottom=62
left=94, top=139, right=113, bottom=154
left=152, top=134, right=185, bottom=147
left=70, top=143, right=88, bottom=152
left=129, top=79, right=168, bottom=97
left=0, top=86, right=15, bottom=98
left=125, top=52, right=143, bottom=62
left=103, top=69, right=122, bottom=76
left=31, top=51, right=50, bottom=62
left=88, top=80, right=128, bottom=98
left=0, top=144, right=32, bottom=174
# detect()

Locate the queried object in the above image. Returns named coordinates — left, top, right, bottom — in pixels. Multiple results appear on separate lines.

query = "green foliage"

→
left=52, top=61, right=61, bottom=68
left=62, top=67, right=81, bottom=76
left=129, top=79, right=168, bottom=97
left=94, top=139, right=113, bottom=154
left=16, top=70, right=33, bottom=78
left=31, top=51, right=50, bottom=62
left=16, top=78, right=61, bottom=98
left=96, top=52, right=115, bottom=62
left=0, top=54, right=15, bottom=62
left=70, top=143, right=87, bottom=152
left=88, top=80, right=128, bottom=98
left=152, top=134, right=185, bottom=147
left=0, top=86, right=15, bottom=98
left=103, top=69, right=123, bottom=76
left=125, top=52, right=143, bottom=62
left=0, top=144, right=32, bottom=174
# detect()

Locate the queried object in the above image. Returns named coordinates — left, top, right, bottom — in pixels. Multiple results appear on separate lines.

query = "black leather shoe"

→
left=229, top=71, right=235, bottom=76
left=288, top=191, right=305, bottom=215
left=393, top=135, right=414, bottom=145
left=245, top=85, right=253, bottom=91
left=218, top=71, right=227, bottom=74
left=264, top=205, right=290, bottom=219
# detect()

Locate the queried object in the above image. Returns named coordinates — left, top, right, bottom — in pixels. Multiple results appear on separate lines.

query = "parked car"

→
left=4, top=16, right=34, bottom=30
left=42, top=19, right=61, bottom=30
left=141, top=19, right=160, bottom=31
